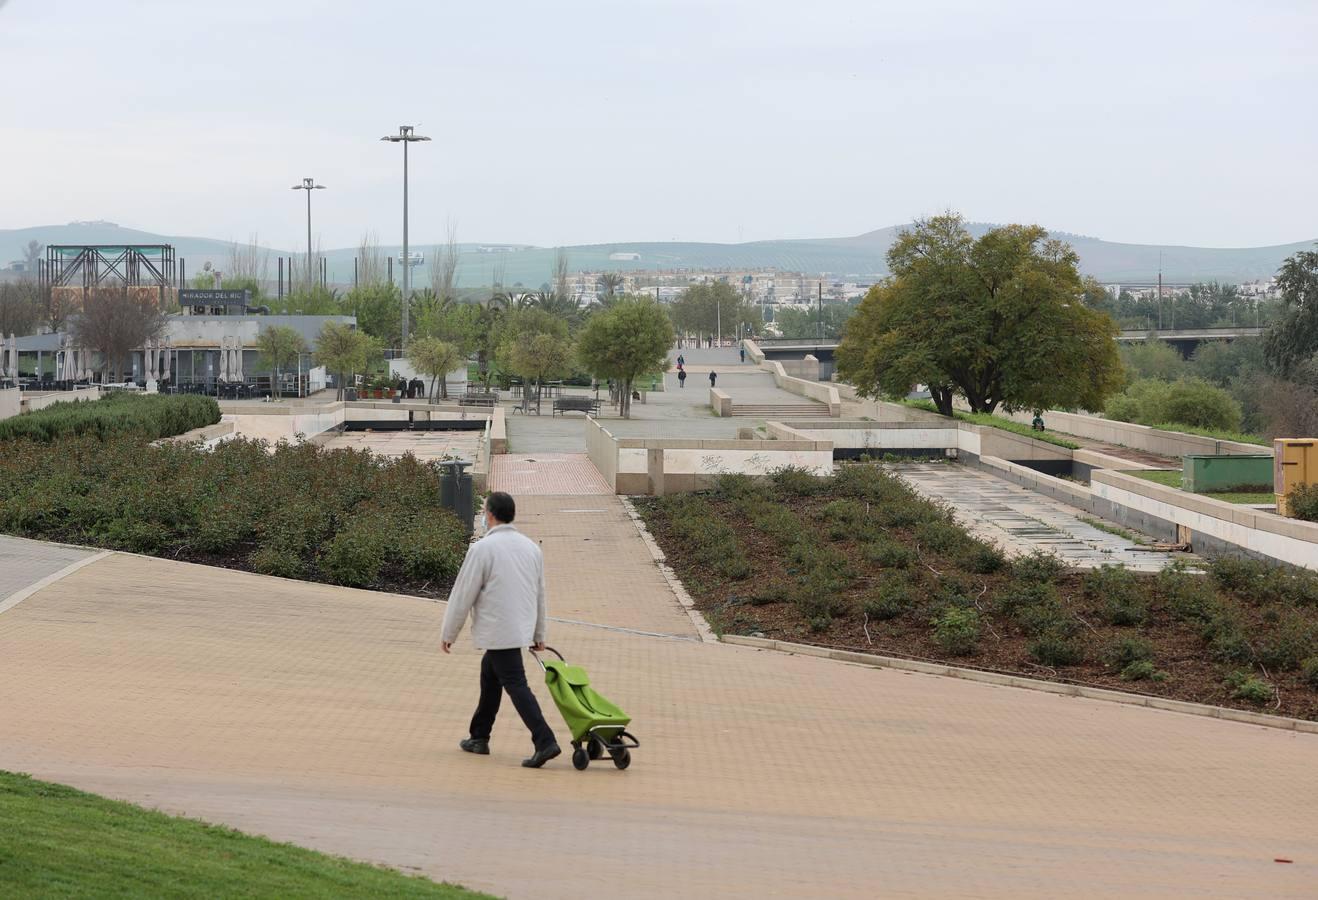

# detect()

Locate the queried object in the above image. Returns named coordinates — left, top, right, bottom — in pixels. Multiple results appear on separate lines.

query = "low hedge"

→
left=0, top=394, right=220, bottom=443
left=0, top=434, right=468, bottom=592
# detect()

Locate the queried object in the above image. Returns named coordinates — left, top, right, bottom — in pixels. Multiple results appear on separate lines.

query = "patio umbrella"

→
left=217, top=337, right=229, bottom=383
left=6, top=334, right=16, bottom=380
left=0, top=335, right=9, bottom=379
left=232, top=336, right=244, bottom=382
left=161, top=337, right=171, bottom=381
left=145, top=342, right=156, bottom=381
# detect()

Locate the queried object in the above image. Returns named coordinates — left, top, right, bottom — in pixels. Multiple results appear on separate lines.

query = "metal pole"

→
left=817, top=279, right=823, bottom=341
left=402, top=138, right=410, bottom=343
left=306, top=188, right=313, bottom=289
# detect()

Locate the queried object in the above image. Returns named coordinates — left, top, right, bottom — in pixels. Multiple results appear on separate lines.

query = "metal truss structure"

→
left=40, top=245, right=177, bottom=292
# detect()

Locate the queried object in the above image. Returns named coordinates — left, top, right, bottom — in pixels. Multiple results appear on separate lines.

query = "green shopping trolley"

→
left=531, top=647, right=639, bottom=771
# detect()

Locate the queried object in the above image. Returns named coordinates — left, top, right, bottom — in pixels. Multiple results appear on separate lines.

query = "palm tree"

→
left=597, top=272, right=623, bottom=299
left=531, top=290, right=584, bottom=328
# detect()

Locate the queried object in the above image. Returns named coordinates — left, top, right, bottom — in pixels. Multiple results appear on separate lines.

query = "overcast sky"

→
left=1, top=0, right=1314, bottom=252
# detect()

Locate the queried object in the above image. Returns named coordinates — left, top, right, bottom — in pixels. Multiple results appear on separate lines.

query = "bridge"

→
left=756, top=326, right=1264, bottom=357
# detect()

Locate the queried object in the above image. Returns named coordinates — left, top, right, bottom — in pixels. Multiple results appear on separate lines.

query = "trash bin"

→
left=439, top=460, right=474, bottom=532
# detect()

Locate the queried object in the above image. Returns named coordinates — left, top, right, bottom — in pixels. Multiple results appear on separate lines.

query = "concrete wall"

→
left=763, top=360, right=841, bottom=415
left=223, top=402, right=346, bottom=444
left=0, top=387, right=19, bottom=421
left=990, top=406, right=1267, bottom=458
left=710, top=388, right=732, bottom=417
left=20, top=386, right=101, bottom=414
left=586, top=417, right=621, bottom=491
left=489, top=406, right=507, bottom=454
left=155, top=421, right=237, bottom=450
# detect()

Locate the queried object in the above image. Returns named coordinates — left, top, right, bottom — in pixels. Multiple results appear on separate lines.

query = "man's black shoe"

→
left=459, top=737, right=490, bottom=755
left=521, top=744, right=561, bottom=768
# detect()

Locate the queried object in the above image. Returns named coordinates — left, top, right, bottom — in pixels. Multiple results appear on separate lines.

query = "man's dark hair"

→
left=485, top=491, right=516, bottom=524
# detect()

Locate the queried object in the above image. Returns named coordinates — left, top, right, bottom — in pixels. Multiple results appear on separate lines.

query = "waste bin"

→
left=439, top=460, right=475, bottom=532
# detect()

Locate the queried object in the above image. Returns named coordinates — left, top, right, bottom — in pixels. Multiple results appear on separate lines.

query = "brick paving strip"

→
left=2, top=535, right=1318, bottom=896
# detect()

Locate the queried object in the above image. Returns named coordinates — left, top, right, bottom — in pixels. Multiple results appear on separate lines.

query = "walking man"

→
left=678, top=368, right=687, bottom=389
left=442, top=491, right=561, bottom=768
left=739, top=347, right=746, bottom=364
left=709, top=370, right=717, bottom=388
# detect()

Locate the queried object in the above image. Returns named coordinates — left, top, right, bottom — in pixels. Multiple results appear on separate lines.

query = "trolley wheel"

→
left=572, top=748, right=589, bottom=771
left=587, top=737, right=605, bottom=760
left=611, top=748, right=631, bottom=770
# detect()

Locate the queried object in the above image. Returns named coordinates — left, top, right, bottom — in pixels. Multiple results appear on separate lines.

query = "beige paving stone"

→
left=1, top=552, right=1316, bottom=898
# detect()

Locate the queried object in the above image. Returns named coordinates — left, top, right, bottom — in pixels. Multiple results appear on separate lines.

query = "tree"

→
left=69, top=287, right=168, bottom=383
left=670, top=282, right=758, bottom=343
left=531, top=290, right=585, bottom=329
left=407, top=335, right=463, bottom=401
left=576, top=297, right=674, bottom=418
left=500, top=332, right=573, bottom=414
left=1120, top=339, right=1186, bottom=382
left=553, top=248, right=570, bottom=299
left=835, top=214, right=1124, bottom=416
left=1264, top=246, right=1318, bottom=377
left=0, top=280, right=43, bottom=337
left=344, top=283, right=403, bottom=346
left=597, top=272, right=623, bottom=300
left=430, top=222, right=461, bottom=300
left=314, top=322, right=378, bottom=400
left=1106, top=377, right=1242, bottom=432
left=226, top=234, right=270, bottom=291
left=772, top=303, right=854, bottom=340
left=356, top=232, right=388, bottom=288
left=255, top=325, right=307, bottom=400
left=22, top=240, right=43, bottom=274
left=268, top=284, right=341, bottom=316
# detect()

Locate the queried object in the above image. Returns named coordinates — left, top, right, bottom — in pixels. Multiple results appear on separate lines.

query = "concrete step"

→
left=729, top=403, right=829, bottom=417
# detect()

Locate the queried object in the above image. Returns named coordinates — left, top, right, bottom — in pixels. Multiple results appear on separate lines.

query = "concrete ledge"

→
left=720, top=635, right=1318, bottom=734
left=154, top=421, right=236, bottom=446
left=709, top=387, right=732, bottom=417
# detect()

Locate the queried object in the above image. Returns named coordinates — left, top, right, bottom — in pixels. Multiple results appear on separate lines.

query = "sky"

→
left=1, top=0, right=1315, bottom=253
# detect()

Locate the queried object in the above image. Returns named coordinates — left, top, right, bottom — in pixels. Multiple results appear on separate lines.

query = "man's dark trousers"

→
left=469, top=648, right=556, bottom=751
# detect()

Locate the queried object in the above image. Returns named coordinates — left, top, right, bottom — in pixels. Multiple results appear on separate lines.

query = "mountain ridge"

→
left=3, top=221, right=1313, bottom=288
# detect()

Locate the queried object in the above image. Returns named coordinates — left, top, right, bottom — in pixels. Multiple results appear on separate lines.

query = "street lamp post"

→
left=290, top=178, right=326, bottom=290
left=381, top=125, right=431, bottom=344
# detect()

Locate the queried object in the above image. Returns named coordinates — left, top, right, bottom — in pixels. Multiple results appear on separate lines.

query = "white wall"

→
left=617, top=447, right=832, bottom=477
left=0, top=388, right=20, bottom=422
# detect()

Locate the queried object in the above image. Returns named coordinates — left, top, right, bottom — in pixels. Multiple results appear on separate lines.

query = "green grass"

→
left=1128, top=470, right=1276, bottom=505
left=1077, top=516, right=1147, bottom=544
left=900, top=400, right=1080, bottom=449
left=0, top=771, right=491, bottom=898
left=1144, top=422, right=1268, bottom=446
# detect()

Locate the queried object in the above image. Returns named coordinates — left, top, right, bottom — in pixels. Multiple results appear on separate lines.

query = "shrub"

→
left=1156, top=563, right=1220, bottom=622
left=795, top=592, right=847, bottom=623
left=1083, top=565, right=1148, bottom=626
left=860, top=538, right=916, bottom=569
left=770, top=465, right=825, bottom=497
left=1012, top=550, right=1066, bottom=584
left=1288, top=483, right=1318, bottom=523
left=1119, top=660, right=1167, bottom=682
left=932, top=607, right=980, bottom=656
left=1254, top=614, right=1318, bottom=671
left=861, top=575, right=914, bottom=621
left=1106, top=377, right=1242, bottom=433
left=0, top=393, right=220, bottom=443
left=1301, top=656, right=1318, bottom=688
left=1225, top=670, right=1273, bottom=704
left=1207, top=557, right=1268, bottom=593
left=1106, top=636, right=1154, bottom=669
left=249, top=543, right=305, bottom=580
left=321, top=516, right=390, bottom=587
left=748, top=581, right=790, bottom=606
left=914, top=520, right=971, bottom=556
left=958, top=540, right=1006, bottom=575
left=1028, top=631, right=1085, bottom=666
left=994, top=579, right=1057, bottom=621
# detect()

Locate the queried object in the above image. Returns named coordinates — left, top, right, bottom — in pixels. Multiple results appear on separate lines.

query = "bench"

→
left=458, top=392, right=498, bottom=409
left=552, top=396, right=600, bottom=417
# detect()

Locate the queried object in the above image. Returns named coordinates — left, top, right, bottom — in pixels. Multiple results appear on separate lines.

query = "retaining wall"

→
left=989, top=406, right=1267, bottom=457
left=709, top=388, right=732, bottom=417
left=19, top=386, right=101, bottom=415
left=0, top=388, right=18, bottom=421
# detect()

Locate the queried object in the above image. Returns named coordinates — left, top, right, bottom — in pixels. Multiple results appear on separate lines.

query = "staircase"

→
left=729, top=401, right=830, bottom=418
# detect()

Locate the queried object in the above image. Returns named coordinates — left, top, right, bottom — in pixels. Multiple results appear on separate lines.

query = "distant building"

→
left=608, top=252, right=641, bottom=261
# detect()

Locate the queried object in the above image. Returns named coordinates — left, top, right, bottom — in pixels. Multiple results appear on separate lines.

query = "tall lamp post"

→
left=381, top=125, right=430, bottom=344
left=290, top=178, right=326, bottom=290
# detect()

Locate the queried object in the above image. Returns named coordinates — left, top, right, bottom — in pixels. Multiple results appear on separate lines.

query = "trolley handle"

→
left=529, top=645, right=565, bottom=671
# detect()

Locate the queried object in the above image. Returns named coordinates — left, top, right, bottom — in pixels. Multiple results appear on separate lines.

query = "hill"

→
left=2, top=221, right=1312, bottom=289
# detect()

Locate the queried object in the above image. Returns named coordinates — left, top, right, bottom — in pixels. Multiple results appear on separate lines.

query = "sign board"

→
left=179, top=289, right=250, bottom=307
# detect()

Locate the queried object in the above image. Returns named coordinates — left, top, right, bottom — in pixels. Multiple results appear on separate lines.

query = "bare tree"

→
left=226, top=234, right=271, bottom=285
left=430, top=220, right=460, bottom=300
left=69, top=287, right=168, bottom=383
left=491, top=258, right=507, bottom=295
left=21, top=240, right=43, bottom=274
left=0, top=280, right=43, bottom=337
left=357, top=232, right=387, bottom=288
left=553, top=247, right=570, bottom=298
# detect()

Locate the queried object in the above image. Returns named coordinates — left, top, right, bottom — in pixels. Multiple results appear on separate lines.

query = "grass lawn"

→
left=0, top=771, right=492, bottom=899
left=900, top=400, right=1080, bottom=449
left=1129, top=470, right=1276, bottom=505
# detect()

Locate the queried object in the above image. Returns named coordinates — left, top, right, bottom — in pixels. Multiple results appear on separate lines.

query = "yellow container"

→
left=1274, top=438, right=1317, bottom=516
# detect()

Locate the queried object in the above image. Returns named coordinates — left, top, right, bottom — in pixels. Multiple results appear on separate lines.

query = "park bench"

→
left=552, top=396, right=601, bottom=417
left=458, top=391, right=498, bottom=409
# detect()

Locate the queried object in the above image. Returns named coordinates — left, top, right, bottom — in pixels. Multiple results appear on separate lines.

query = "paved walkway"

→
left=1, top=551, right=1315, bottom=898
left=892, top=463, right=1187, bottom=571
left=489, top=454, right=613, bottom=495
left=0, top=534, right=96, bottom=609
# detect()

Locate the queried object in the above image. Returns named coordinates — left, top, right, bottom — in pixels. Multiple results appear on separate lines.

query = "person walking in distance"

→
left=739, top=347, right=746, bottom=364
left=443, top=491, right=561, bottom=768
left=678, top=367, right=687, bottom=389
left=708, top=370, right=717, bottom=388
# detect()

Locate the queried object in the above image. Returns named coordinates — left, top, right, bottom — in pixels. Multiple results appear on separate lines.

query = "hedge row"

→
left=0, top=394, right=221, bottom=443
left=0, top=434, right=468, bottom=591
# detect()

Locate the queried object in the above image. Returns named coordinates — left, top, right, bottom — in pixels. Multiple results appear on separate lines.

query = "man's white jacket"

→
left=441, top=524, right=547, bottom=650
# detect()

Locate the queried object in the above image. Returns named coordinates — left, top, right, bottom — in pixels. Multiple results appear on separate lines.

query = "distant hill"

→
left=3, top=221, right=1312, bottom=289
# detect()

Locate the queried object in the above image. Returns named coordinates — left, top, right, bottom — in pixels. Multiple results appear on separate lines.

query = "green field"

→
left=0, top=771, right=491, bottom=899
left=900, top=400, right=1080, bottom=449
left=1128, top=469, right=1275, bottom=505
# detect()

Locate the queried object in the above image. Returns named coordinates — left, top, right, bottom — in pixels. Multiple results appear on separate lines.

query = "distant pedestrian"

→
left=709, top=371, right=717, bottom=387
left=443, top=491, right=560, bottom=769
left=676, top=354, right=685, bottom=368
left=739, top=347, right=746, bottom=363
left=678, top=369, right=687, bottom=388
